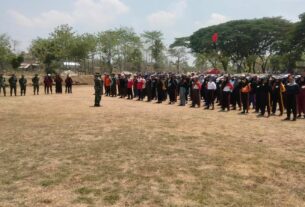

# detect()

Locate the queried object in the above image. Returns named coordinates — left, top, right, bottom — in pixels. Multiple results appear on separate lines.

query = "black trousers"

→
left=33, top=85, right=39, bottom=95
left=169, top=89, right=176, bottom=102
left=138, top=89, right=143, bottom=100
left=127, top=88, right=133, bottom=99
left=105, top=86, right=110, bottom=96
left=286, top=94, right=297, bottom=118
left=45, top=85, right=52, bottom=94
left=65, top=85, right=72, bottom=93
left=222, top=91, right=231, bottom=110
left=56, top=84, right=62, bottom=93
left=157, top=89, right=164, bottom=102
left=231, top=91, right=241, bottom=109
left=260, top=94, right=271, bottom=115
left=10, top=86, right=17, bottom=96
left=256, top=94, right=262, bottom=112
left=241, top=93, right=249, bottom=112
left=206, top=90, right=215, bottom=108
left=0, top=86, right=6, bottom=96
left=146, top=88, right=152, bottom=101
left=152, top=87, right=156, bottom=99
left=272, top=94, right=284, bottom=115
left=20, top=86, right=26, bottom=96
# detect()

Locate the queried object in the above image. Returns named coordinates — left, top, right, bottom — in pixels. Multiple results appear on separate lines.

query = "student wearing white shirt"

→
left=205, top=77, right=217, bottom=110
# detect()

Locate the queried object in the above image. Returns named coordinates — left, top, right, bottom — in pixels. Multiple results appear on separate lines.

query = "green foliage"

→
left=0, top=34, right=13, bottom=70
left=11, top=54, right=24, bottom=69
left=187, top=17, right=296, bottom=73
left=142, top=31, right=165, bottom=69
left=168, top=47, right=188, bottom=73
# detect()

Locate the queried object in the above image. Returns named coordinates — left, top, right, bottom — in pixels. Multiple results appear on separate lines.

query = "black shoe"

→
left=283, top=117, right=290, bottom=121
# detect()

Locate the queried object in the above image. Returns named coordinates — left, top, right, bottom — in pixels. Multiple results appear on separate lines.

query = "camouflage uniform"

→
left=94, top=74, right=102, bottom=107
left=19, top=75, right=27, bottom=96
left=0, top=74, right=6, bottom=96
left=8, top=74, right=17, bottom=96
left=32, top=75, right=40, bottom=95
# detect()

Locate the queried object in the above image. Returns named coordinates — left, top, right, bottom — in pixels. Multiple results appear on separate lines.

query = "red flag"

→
left=212, top=33, right=218, bottom=43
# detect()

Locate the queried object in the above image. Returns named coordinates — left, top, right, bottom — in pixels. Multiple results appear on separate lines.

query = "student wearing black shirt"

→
left=284, top=75, right=299, bottom=121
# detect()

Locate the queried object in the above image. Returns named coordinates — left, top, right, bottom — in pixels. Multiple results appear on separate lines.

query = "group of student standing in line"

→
left=0, top=73, right=74, bottom=96
left=97, top=73, right=305, bottom=121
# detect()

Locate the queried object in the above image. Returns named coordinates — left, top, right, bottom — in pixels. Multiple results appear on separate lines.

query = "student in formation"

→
left=284, top=75, right=299, bottom=121
left=191, top=76, right=201, bottom=108
left=240, top=77, right=251, bottom=114
left=221, top=76, right=233, bottom=111
left=168, top=75, right=178, bottom=105
left=205, top=76, right=217, bottom=110
left=178, top=77, right=188, bottom=106
left=297, top=75, right=305, bottom=118
left=271, top=77, right=285, bottom=116
left=104, top=74, right=111, bottom=96
left=126, top=75, right=134, bottom=100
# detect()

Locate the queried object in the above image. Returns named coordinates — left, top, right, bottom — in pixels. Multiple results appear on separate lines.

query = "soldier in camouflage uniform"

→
left=94, top=73, right=102, bottom=107
left=0, top=73, right=6, bottom=96
left=32, top=74, right=40, bottom=95
left=8, top=74, right=17, bottom=96
left=19, top=75, right=27, bottom=96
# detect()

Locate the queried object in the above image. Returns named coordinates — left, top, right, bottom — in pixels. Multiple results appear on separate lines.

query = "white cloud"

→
left=8, top=0, right=129, bottom=29
left=194, top=13, right=230, bottom=30
left=8, top=10, right=74, bottom=28
left=147, top=0, right=187, bottom=29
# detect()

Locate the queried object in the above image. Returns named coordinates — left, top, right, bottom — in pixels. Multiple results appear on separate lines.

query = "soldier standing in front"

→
left=0, top=73, right=6, bottom=96
left=94, top=73, right=102, bottom=107
left=19, top=75, right=27, bottom=96
left=8, top=74, right=17, bottom=96
left=32, top=74, right=40, bottom=95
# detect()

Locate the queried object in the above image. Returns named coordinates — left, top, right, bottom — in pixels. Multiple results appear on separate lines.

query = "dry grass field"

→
left=0, top=86, right=304, bottom=207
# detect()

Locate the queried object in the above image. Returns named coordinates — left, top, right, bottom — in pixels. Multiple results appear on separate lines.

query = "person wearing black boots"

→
left=240, top=78, right=251, bottom=114
left=258, top=77, right=271, bottom=118
left=271, top=77, right=286, bottom=116
left=284, top=75, right=299, bottom=121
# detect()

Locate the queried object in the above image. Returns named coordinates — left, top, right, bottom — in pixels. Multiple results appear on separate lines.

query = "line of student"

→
left=100, top=73, right=305, bottom=121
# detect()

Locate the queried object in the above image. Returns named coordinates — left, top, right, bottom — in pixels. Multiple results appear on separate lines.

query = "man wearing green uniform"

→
left=19, top=75, right=27, bottom=96
left=94, top=73, right=102, bottom=107
left=0, top=73, right=6, bottom=96
left=32, top=74, right=40, bottom=95
left=8, top=74, right=17, bottom=96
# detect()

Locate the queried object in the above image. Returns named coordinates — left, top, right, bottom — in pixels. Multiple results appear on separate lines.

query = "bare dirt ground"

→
left=0, top=86, right=304, bottom=207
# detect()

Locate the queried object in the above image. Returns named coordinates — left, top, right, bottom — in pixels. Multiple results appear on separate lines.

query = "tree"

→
left=11, top=54, right=24, bottom=69
left=142, top=31, right=165, bottom=70
left=291, top=13, right=305, bottom=53
left=0, top=34, right=13, bottom=70
left=30, top=38, right=57, bottom=69
left=188, top=17, right=293, bottom=73
left=50, top=24, right=75, bottom=61
left=97, top=30, right=121, bottom=73
left=168, top=47, right=188, bottom=73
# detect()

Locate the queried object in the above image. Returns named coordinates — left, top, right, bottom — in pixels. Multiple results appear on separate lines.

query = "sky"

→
left=0, top=0, right=305, bottom=52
